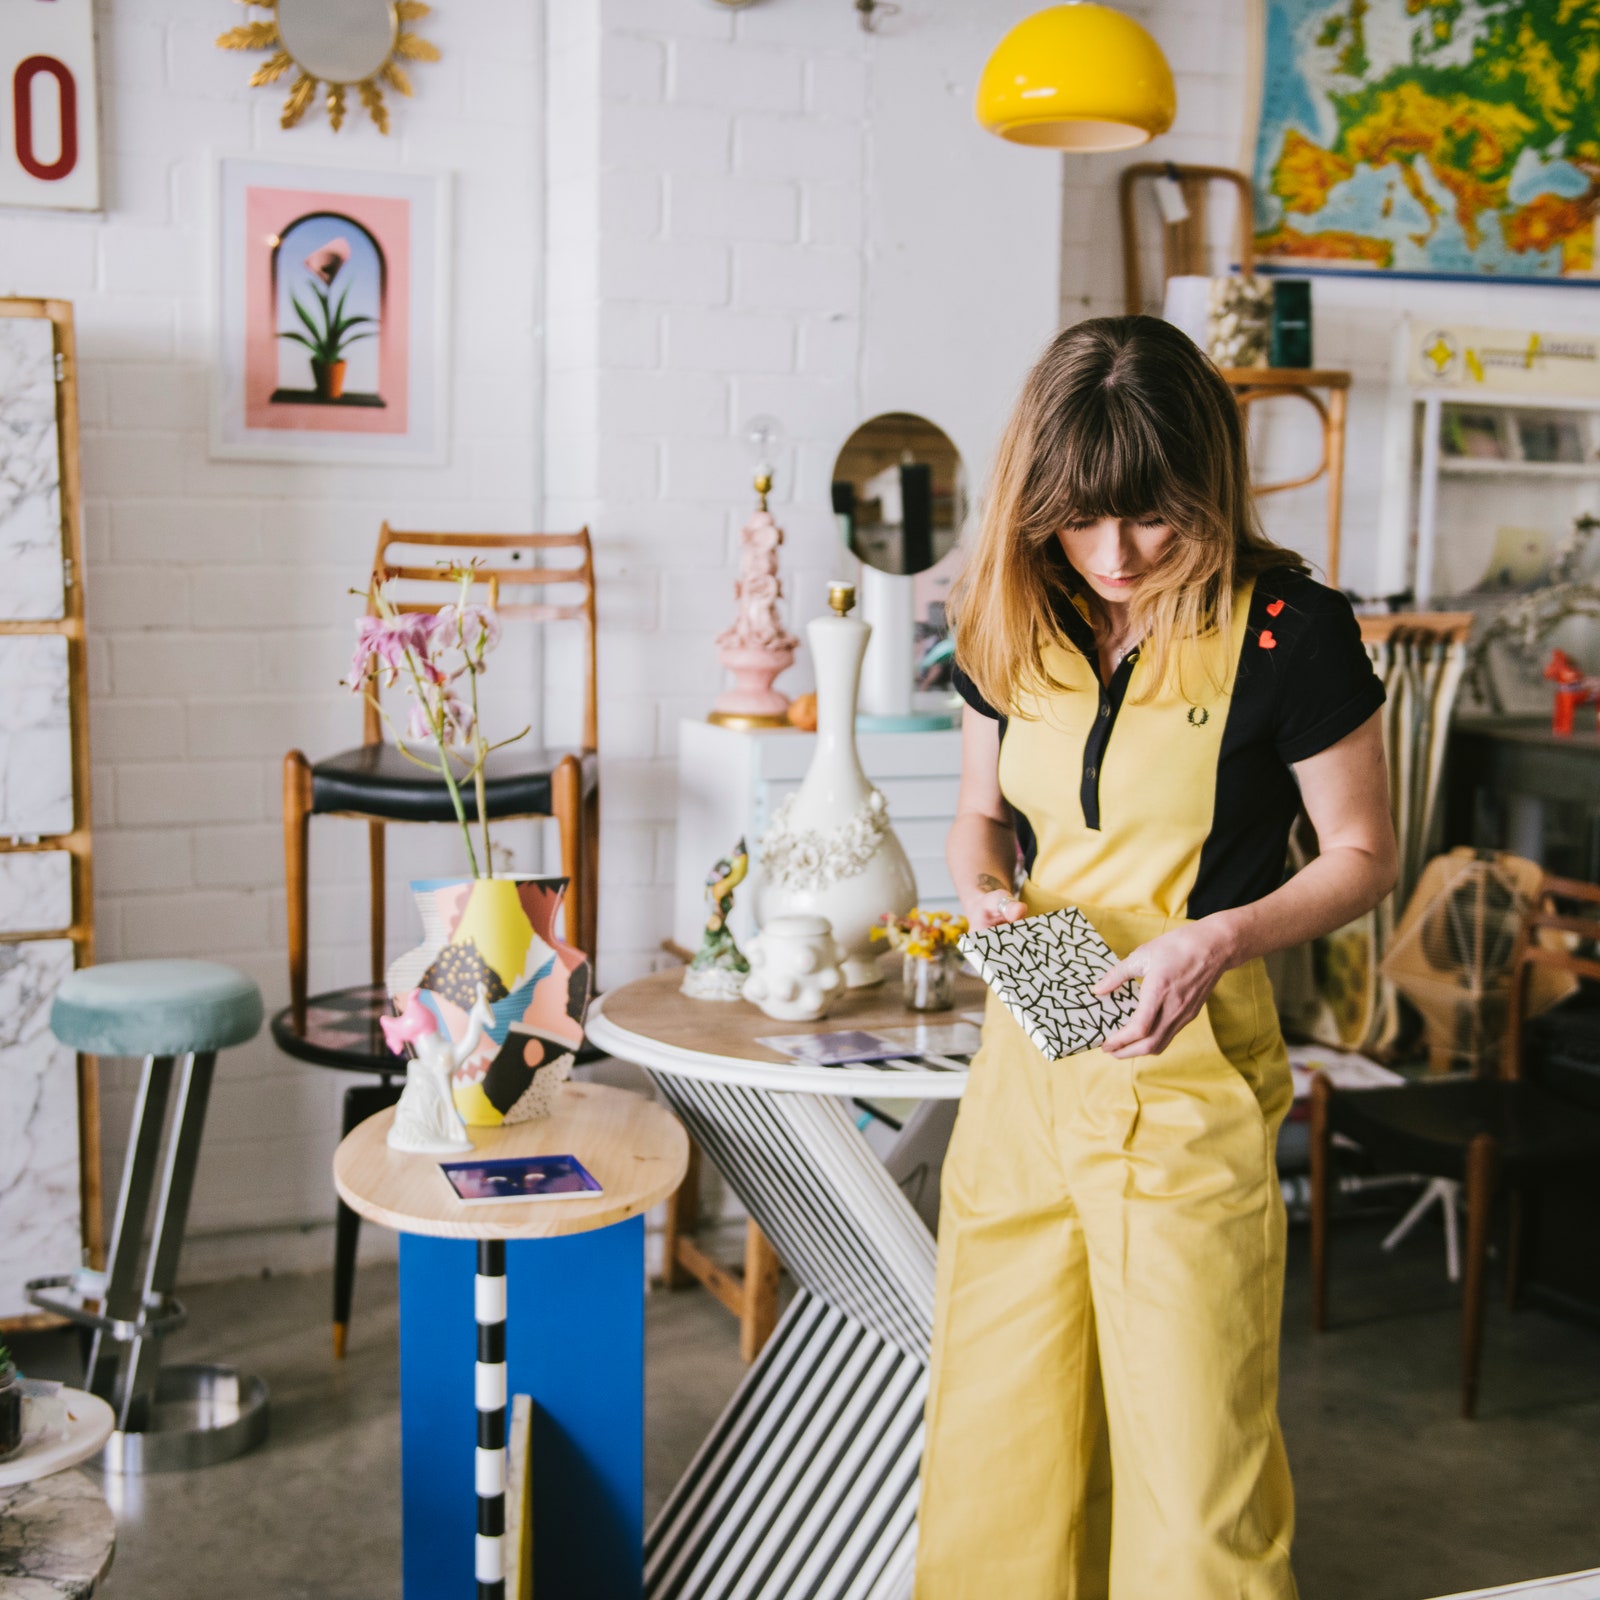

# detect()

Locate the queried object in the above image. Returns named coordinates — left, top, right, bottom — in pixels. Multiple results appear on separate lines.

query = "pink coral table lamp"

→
left=708, top=465, right=800, bottom=730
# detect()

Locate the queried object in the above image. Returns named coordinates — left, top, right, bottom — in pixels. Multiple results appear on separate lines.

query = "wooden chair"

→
left=1117, top=160, right=1255, bottom=315
left=1119, top=161, right=1352, bottom=583
left=1310, top=875, right=1600, bottom=1417
left=283, top=526, right=599, bottom=1031
left=659, top=1141, right=782, bottom=1364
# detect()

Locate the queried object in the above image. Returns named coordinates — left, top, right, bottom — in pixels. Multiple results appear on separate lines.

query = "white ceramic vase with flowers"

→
left=755, top=582, right=916, bottom=986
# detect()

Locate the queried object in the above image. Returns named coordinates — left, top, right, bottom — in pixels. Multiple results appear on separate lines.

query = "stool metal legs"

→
left=31, top=1050, right=269, bottom=1471
left=116, top=1051, right=217, bottom=1431
left=85, top=1055, right=181, bottom=1406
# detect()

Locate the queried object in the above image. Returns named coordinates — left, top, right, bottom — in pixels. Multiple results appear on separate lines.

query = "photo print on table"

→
left=960, top=906, right=1140, bottom=1060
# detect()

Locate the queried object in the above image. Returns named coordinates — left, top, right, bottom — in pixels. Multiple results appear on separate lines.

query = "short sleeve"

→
left=1268, top=578, right=1386, bottom=764
left=950, top=662, right=1001, bottom=721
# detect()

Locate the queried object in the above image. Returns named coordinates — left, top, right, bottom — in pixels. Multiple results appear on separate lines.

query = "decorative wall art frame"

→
left=1250, top=0, right=1600, bottom=284
left=215, top=0, right=440, bottom=135
left=1, top=0, right=101, bottom=211
left=211, top=158, right=448, bottom=464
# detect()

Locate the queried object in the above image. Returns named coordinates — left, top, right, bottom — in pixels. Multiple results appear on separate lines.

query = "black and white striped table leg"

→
left=476, top=1240, right=507, bottom=1600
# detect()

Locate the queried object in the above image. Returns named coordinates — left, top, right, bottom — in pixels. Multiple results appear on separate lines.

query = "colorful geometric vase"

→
left=385, top=876, right=591, bottom=1126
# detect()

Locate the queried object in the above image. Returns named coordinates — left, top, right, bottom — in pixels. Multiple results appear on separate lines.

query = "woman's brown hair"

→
left=950, top=314, right=1305, bottom=712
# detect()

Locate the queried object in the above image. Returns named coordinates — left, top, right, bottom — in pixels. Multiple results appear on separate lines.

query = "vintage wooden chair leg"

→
left=582, top=782, right=600, bottom=967
left=1462, top=1132, right=1499, bottom=1420
left=552, top=755, right=586, bottom=958
left=283, top=751, right=313, bottom=1033
left=1505, top=1187, right=1528, bottom=1313
left=661, top=1141, right=701, bottom=1289
left=1309, top=1074, right=1332, bottom=1333
left=369, top=820, right=386, bottom=988
left=741, top=1220, right=781, bottom=1363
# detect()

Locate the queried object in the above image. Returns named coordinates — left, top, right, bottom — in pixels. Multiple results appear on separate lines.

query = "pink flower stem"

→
left=457, top=574, right=494, bottom=875
left=399, top=639, right=482, bottom=879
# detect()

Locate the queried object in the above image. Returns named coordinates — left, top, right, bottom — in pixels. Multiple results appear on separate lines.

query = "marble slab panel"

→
left=0, top=939, right=80, bottom=1321
left=0, top=853, right=72, bottom=935
left=0, top=1469, right=115, bottom=1597
left=0, top=635, right=71, bottom=840
left=0, top=316, right=65, bottom=624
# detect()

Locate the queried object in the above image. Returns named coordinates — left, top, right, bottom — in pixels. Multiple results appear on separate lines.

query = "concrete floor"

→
left=11, top=1213, right=1600, bottom=1600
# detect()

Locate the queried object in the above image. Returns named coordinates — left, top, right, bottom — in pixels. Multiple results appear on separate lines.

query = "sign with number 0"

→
left=2, top=0, right=100, bottom=211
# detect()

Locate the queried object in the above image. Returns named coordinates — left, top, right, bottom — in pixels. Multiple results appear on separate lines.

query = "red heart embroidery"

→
left=1259, top=629, right=1278, bottom=650
left=1266, top=599, right=1285, bottom=617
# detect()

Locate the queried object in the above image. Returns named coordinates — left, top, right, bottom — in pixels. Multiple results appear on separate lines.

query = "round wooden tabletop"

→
left=586, top=967, right=987, bottom=1099
left=333, top=1081, right=688, bottom=1241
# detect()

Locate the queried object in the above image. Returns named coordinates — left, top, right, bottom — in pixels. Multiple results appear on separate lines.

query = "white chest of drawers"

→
left=673, top=720, right=965, bottom=953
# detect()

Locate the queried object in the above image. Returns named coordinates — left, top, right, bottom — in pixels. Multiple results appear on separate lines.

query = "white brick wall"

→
left=546, top=0, right=1061, bottom=991
left=7, top=0, right=1063, bottom=1270
left=4, top=0, right=543, bottom=1261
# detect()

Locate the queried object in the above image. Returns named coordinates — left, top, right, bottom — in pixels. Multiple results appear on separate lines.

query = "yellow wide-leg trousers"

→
left=916, top=902, right=1298, bottom=1600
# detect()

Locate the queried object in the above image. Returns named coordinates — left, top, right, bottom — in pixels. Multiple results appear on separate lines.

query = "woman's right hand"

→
left=968, top=881, right=1028, bottom=929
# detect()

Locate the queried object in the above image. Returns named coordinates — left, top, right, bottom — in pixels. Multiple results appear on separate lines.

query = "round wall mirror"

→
left=276, top=0, right=399, bottom=85
left=831, top=413, right=968, bottom=577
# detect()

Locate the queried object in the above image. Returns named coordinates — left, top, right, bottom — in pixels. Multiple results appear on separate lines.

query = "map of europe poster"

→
left=1252, top=0, right=1600, bottom=282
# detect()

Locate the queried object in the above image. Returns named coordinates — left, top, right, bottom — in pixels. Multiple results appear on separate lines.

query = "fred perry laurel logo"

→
left=1187, top=705, right=1209, bottom=727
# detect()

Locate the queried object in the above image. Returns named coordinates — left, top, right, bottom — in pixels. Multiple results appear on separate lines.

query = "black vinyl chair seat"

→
left=1329, top=1077, right=1600, bottom=1181
left=310, top=743, right=598, bottom=823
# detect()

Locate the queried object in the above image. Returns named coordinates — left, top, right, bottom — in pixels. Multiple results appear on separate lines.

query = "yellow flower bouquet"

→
left=874, top=908, right=969, bottom=1010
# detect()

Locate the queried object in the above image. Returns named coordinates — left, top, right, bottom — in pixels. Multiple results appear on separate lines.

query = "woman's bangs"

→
left=1054, top=397, right=1175, bottom=526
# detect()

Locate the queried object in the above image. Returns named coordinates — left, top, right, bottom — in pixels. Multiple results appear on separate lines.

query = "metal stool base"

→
left=95, top=1364, right=269, bottom=1474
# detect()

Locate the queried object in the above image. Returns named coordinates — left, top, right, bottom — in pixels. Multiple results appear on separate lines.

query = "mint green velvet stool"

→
left=29, top=960, right=269, bottom=1473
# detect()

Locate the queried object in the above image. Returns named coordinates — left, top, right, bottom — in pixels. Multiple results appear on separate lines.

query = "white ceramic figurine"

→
left=742, top=914, right=845, bottom=1021
left=381, top=985, right=495, bottom=1154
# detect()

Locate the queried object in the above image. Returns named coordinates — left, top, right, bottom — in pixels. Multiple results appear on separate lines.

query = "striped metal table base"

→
left=643, top=1074, right=945, bottom=1600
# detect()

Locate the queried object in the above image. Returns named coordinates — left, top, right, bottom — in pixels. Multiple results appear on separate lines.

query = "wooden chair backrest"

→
left=1502, top=874, right=1600, bottom=1080
left=1118, top=162, right=1256, bottom=315
left=360, top=523, right=597, bottom=752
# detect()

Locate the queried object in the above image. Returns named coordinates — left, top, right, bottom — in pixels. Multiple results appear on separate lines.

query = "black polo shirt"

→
left=952, top=568, right=1386, bottom=919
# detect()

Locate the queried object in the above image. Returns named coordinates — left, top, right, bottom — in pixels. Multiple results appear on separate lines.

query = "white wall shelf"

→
left=1437, top=459, right=1600, bottom=480
left=1381, top=332, right=1600, bottom=606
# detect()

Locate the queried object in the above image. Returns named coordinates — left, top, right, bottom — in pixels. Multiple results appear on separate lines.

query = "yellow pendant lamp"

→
left=976, top=3, right=1176, bottom=151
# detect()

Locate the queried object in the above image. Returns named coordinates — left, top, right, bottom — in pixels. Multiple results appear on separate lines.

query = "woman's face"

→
left=1057, top=516, right=1174, bottom=607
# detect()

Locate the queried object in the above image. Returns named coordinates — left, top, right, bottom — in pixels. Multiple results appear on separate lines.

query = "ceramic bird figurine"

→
left=382, top=984, right=495, bottom=1154
left=681, top=837, right=752, bottom=1000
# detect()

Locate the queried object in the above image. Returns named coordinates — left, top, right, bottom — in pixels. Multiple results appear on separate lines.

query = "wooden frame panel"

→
left=0, top=298, right=103, bottom=1328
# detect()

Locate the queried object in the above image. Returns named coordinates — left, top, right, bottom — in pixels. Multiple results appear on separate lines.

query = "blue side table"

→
left=333, top=1081, right=687, bottom=1600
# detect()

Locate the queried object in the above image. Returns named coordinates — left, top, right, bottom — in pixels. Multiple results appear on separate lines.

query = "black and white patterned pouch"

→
left=959, top=906, right=1141, bottom=1060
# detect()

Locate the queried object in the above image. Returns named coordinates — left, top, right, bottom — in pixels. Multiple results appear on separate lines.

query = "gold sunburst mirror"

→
left=217, top=0, right=440, bottom=133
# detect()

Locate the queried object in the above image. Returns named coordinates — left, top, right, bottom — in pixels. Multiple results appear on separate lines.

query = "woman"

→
left=916, top=317, right=1396, bottom=1600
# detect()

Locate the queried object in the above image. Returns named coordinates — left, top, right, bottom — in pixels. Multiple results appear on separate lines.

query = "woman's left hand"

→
left=1094, top=918, right=1235, bottom=1058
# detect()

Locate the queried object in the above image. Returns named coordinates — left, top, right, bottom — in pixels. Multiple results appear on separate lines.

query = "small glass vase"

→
left=902, top=948, right=958, bottom=1012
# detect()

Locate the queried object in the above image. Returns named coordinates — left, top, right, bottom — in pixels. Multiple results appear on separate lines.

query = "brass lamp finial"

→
left=828, top=581, right=856, bottom=617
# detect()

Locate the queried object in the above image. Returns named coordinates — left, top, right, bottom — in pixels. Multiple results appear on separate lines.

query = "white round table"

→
left=585, top=968, right=981, bottom=1600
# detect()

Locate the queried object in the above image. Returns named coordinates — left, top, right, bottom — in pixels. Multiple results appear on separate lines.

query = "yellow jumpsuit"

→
left=916, top=576, right=1337, bottom=1600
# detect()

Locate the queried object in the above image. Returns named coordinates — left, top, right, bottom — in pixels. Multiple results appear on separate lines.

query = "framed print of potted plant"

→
left=280, top=241, right=375, bottom=402
left=212, top=158, right=448, bottom=464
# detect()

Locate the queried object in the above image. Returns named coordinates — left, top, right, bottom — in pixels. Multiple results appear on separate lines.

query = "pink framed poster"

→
left=213, top=159, right=447, bottom=464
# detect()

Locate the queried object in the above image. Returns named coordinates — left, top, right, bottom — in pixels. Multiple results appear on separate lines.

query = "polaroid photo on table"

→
left=757, top=1029, right=917, bottom=1067
left=439, top=1153, right=603, bottom=1205
left=959, top=906, right=1140, bottom=1061
left=871, top=1022, right=985, bottom=1057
